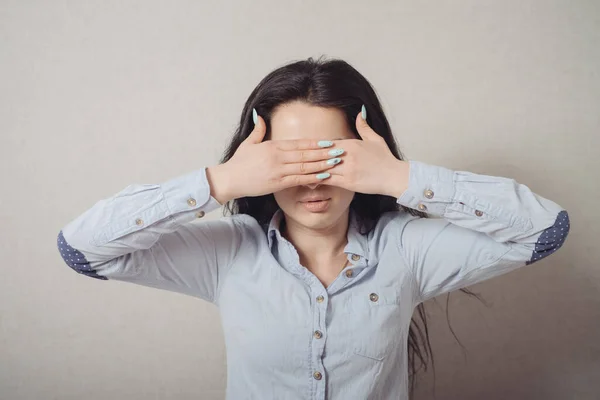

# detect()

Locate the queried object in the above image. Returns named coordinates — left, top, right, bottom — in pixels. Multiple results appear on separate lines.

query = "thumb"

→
left=355, top=104, right=378, bottom=140
left=244, top=108, right=267, bottom=145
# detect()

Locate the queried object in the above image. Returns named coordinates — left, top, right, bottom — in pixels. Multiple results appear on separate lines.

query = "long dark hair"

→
left=218, top=56, right=484, bottom=397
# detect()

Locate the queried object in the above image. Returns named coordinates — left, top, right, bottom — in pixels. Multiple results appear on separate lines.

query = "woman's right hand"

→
left=206, top=112, right=344, bottom=203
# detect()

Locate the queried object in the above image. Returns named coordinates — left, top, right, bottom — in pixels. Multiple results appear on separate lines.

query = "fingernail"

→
left=328, top=148, right=344, bottom=157
left=316, top=172, right=331, bottom=180
left=361, top=104, right=367, bottom=120
left=318, top=140, right=334, bottom=147
left=326, top=157, right=341, bottom=165
left=252, top=108, right=258, bottom=125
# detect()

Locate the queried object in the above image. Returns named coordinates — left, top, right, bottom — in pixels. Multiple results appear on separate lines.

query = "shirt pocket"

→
left=347, top=286, right=404, bottom=362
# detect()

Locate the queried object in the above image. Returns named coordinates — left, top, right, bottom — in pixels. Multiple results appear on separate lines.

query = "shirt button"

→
left=313, top=371, right=322, bottom=380
left=417, top=203, right=427, bottom=211
left=316, top=295, right=324, bottom=303
left=351, top=254, right=360, bottom=261
left=196, top=211, right=205, bottom=218
left=475, top=210, right=483, bottom=217
left=135, top=218, right=144, bottom=226
left=369, top=293, right=379, bottom=302
left=187, top=198, right=197, bottom=207
left=424, top=189, right=434, bottom=199
left=345, top=269, right=353, bottom=278
left=314, top=330, right=323, bottom=339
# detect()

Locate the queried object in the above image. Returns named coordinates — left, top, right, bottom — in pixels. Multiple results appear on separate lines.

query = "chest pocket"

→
left=347, top=286, right=405, bottom=362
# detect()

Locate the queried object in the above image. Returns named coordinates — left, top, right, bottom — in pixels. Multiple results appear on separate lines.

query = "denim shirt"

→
left=57, top=160, right=569, bottom=400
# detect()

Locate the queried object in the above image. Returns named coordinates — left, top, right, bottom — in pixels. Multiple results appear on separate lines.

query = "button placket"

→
left=344, top=254, right=361, bottom=279
left=312, top=291, right=327, bottom=388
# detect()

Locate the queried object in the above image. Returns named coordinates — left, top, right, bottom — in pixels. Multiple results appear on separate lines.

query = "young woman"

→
left=57, top=57, right=570, bottom=400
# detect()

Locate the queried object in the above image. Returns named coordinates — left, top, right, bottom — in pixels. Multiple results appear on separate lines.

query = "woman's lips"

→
left=300, top=199, right=331, bottom=212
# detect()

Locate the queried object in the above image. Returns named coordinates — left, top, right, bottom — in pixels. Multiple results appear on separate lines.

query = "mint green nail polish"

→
left=252, top=108, right=258, bottom=125
left=316, top=172, right=330, bottom=180
left=328, top=148, right=344, bottom=157
left=361, top=104, right=367, bottom=120
left=318, top=140, right=334, bottom=147
left=326, top=157, right=341, bottom=165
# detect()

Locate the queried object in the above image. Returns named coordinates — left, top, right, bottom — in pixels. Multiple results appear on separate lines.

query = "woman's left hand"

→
left=322, top=109, right=410, bottom=199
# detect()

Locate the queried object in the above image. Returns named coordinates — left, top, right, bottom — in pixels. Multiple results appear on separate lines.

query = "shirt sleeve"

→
left=56, top=167, right=244, bottom=304
left=396, top=160, right=570, bottom=303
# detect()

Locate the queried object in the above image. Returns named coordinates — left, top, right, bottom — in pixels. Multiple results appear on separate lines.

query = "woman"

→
left=57, top=57, right=570, bottom=400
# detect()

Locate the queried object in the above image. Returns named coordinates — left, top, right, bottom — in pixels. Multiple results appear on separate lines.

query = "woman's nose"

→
left=304, top=182, right=321, bottom=190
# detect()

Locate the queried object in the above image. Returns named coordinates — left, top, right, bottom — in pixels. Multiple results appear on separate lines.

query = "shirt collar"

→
left=266, top=208, right=369, bottom=260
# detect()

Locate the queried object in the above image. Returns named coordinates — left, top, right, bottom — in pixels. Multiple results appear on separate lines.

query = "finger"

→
left=278, top=172, right=333, bottom=189
left=274, top=138, right=338, bottom=151
left=316, top=173, right=346, bottom=189
left=355, top=105, right=380, bottom=141
left=280, top=157, right=343, bottom=176
left=280, top=147, right=345, bottom=164
left=243, top=109, right=267, bottom=145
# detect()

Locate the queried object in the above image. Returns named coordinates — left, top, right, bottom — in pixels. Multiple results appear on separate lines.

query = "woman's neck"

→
left=280, top=212, right=350, bottom=267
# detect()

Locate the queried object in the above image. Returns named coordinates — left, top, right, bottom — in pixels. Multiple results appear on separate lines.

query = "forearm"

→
left=396, top=160, right=568, bottom=245
left=58, top=167, right=222, bottom=277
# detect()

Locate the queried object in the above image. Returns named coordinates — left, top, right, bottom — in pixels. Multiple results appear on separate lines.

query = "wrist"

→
left=206, top=163, right=234, bottom=204
left=386, top=160, right=410, bottom=199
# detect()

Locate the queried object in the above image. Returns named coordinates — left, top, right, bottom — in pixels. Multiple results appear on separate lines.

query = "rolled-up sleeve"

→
left=396, top=160, right=570, bottom=303
left=57, top=167, right=244, bottom=303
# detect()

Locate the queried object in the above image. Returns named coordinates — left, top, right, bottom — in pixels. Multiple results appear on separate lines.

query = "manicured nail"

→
left=361, top=104, right=367, bottom=120
left=316, top=172, right=331, bottom=180
left=326, top=157, right=341, bottom=165
left=328, top=148, right=344, bottom=157
left=252, top=108, right=258, bottom=125
left=318, top=140, right=334, bottom=147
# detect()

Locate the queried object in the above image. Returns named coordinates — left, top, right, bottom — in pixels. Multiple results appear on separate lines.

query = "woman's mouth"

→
left=300, top=198, right=331, bottom=212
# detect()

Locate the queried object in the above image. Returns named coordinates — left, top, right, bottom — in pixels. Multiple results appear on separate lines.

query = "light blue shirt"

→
left=58, top=160, right=569, bottom=400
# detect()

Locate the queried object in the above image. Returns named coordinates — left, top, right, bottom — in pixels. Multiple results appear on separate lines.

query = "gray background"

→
left=1, top=1, right=598, bottom=399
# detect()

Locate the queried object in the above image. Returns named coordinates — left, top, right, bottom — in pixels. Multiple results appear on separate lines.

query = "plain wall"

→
left=1, top=1, right=599, bottom=399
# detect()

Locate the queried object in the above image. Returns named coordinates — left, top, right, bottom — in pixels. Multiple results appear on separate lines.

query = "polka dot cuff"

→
left=527, top=210, right=570, bottom=265
left=57, top=230, right=108, bottom=280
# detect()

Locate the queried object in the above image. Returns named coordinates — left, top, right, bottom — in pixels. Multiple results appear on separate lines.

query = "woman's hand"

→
left=322, top=108, right=410, bottom=199
left=207, top=112, right=341, bottom=203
